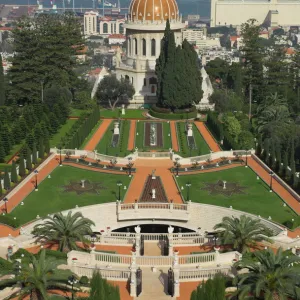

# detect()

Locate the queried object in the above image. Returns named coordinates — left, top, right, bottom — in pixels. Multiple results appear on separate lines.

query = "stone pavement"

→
left=128, top=120, right=136, bottom=150
left=84, top=119, right=112, bottom=151
left=170, top=121, right=179, bottom=152
left=124, top=159, right=182, bottom=203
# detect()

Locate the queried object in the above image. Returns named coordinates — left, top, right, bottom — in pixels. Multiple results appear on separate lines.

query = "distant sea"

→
left=0, top=0, right=211, bottom=18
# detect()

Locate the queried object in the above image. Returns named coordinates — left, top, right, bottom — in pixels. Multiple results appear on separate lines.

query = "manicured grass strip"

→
left=9, top=166, right=131, bottom=225
left=80, top=120, right=102, bottom=150
left=135, top=121, right=172, bottom=151
left=95, top=120, right=130, bottom=157
left=100, top=109, right=147, bottom=119
left=50, top=119, right=77, bottom=148
left=176, top=166, right=297, bottom=226
left=176, top=122, right=210, bottom=157
left=69, top=108, right=90, bottom=117
left=0, top=163, right=12, bottom=172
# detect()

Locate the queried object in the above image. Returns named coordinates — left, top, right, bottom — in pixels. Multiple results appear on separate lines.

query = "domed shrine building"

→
left=116, top=0, right=185, bottom=105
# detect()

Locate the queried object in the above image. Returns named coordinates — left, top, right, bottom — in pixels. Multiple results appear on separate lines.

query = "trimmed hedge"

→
left=0, top=214, right=20, bottom=228
left=0, top=256, right=13, bottom=271
left=149, top=107, right=197, bottom=120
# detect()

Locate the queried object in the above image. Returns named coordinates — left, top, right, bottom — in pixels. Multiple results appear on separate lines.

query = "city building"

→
left=99, top=17, right=126, bottom=36
left=210, top=0, right=300, bottom=27
left=115, top=0, right=185, bottom=105
left=182, top=28, right=206, bottom=45
left=84, top=11, right=99, bottom=36
left=108, top=34, right=126, bottom=45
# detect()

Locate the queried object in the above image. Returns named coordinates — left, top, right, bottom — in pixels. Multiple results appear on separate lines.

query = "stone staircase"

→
left=135, top=267, right=175, bottom=300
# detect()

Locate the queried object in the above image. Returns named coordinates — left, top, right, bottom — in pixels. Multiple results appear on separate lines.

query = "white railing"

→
left=72, top=265, right=131, bottom=281
left=137, top=152, right=171, bottom=158
left=94, top=252, right=132, bottom=265
left=117, top=201, right=190, bottom=221
left=179, top=266, right=231, bottom=281
left=178, top=253, right=216, bottom=265
left=173, top=233, right=205, bottom=245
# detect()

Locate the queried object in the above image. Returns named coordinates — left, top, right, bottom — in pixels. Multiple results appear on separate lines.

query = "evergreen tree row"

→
left=61, top=107, right=100, bottom=149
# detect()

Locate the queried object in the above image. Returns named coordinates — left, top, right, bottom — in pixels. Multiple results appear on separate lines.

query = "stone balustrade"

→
left=117, top=201, right=191, bottom=221
left=67, top=249, right=240, bottom=268
left=179, top=266, right=232, bottom=282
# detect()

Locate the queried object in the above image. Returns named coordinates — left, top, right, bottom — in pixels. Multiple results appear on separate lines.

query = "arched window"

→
left=134, top=38, right=137, bottom=55
left=151, top=85, right=156, bottom=93
left=119, top=23, right=124, bottom=34
left=151, top=39, right=156, bottom=56
left=143, top=78, right=147, bottom=86
left=149, top=77, right=157, bottom=94
left=125, top=75, right=130, bottom=81
left=103, top=23, right=108, bottom=33
left=131, top=77, right=134, bottom=85
left=128, top=38, right=131, bottom=56
left=142, top=38, right=146, bottom=56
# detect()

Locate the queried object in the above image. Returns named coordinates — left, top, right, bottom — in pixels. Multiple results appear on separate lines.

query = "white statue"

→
left=114, top=122, right=120, bottom=135
left=200, top=67, right=213, bottom=104
left=135, top=225, right=141, bottom=234
left=187, top=123, right=193, bottom=137
left=121, top=104, right=125, bottom=115
left=168, top=226, right=174, bottom=234
left=152, top=189, right=156, bottom=199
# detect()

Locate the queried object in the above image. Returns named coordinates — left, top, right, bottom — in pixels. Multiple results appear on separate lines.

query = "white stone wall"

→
left=99, top=20, right=126, bottom=35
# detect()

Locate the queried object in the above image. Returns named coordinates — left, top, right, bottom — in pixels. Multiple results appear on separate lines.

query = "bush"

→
left=149, top=107, right=197, bottom=120
left=151, top=104, right=171, bottom=113
left=0, top=257, right=13, bottom=271
left=10, top=248, right=32, bottom=261
left=79, top=275, right=89, bottom=286
left=43, top=249, right=67, bottom=259
left=0, top=214, right=20, bottom=228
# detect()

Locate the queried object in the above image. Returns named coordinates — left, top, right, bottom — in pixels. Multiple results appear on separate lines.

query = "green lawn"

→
left=100, top=108, right=147, bottom=119
left=135, top=121, right=172, bottom=151
left=0, top=163, right=12, bottom=172
left=176, top=166, right=297, bottom=226
left=9, top=166, right=131, bottom=225
left=50, top=119, right=77, bottom=148
left=176, top=122, right=210, bottom=157
left=80, top=120, right=102, bottom=149
left=96, top=119, right=131, bottom=157
left=69, top=107, right=90, bottom=117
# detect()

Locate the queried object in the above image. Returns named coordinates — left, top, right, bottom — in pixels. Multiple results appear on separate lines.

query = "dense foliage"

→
left=8, top=13, right=83, bottom=105
left=214, top=215, right=273, bottom=253
left=32, top=211, right=95, bottom=252
left=156, top=20, right=203, bottom=109
left=190, top=274, right=226, bottom=300
left=234, top=248, right=300, bottom=299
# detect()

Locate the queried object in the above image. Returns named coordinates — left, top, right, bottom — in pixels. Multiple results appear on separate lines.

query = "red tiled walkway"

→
left=195, top=121, right=221, bottom=152
left=84, top=119, right=112, bottom=151
left=124, top=159, right=182, bottom=203
left=127, top=120, right=136, bottom=151
left=170, top=121, right=179, bottom=152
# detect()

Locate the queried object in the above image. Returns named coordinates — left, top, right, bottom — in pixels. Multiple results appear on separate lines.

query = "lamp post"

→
left=68, top=275, right=78, bottom=300
left=34, top=170, right=39, bottom=191
left=3, top=197, right=8, bottom=214
left=245, top=149, right=248, bottom=167
left=186, top=182, right=191, bottom=201
left=269, top=171, right=274, bottom=192
left=59, top=146, right=62, bottom=166
left=127, top=157, right=133, bottom=177
left=117, top=181, right=122, bottom=200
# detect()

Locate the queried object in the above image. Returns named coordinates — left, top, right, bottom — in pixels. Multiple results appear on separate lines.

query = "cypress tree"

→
left=1, top=127, right=11, bottom=155
left=271, top=139, right=276, bottom=169
left=0, top=54, right=5, bottom=106
left=4, top=168, right=10, bottom=190
left=0, top=181, right=2, bottom=196
left=25, top=132, right=35, bottom=151
left=44, top=138, right=50, bottom=155
left=26, top=148, right=32, bottom=171
left=19, top=154, right=26, bottom=177
left=32, top=142, right=37, bottom=164
left=256, top=135, right=262, bottom=157
left=264, top=139, right=270, bottom=165
left=0, top=142, right=5, bottom=163
left=11, top=160, right=18, bottom=183
left=39, top=138, right=44, bottom=159
left=275, top=145, right=282, bottom=174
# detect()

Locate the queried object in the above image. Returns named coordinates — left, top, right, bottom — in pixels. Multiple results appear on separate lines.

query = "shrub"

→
left=79, top=275, right=89, bottom=286
left=10, top=248, right=32, bottom=261
left=0, top=214, right=20, bottom=228
left=151, top=104, right=171, bottom=113
left=43, top=249, right=68, bottom=259
left=149, top=108, right=197, bottom=120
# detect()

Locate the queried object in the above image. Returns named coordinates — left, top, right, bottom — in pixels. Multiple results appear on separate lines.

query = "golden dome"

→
left=129, top=0, right=179, bottom=21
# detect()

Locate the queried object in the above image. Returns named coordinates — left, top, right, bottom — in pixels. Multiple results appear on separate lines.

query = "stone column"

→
left=130, top=251, right=137, bottom=297
left=135, top=225, right=141, bottom=256
left=168, top=225, right=174, bottom=256
left=173, top=250, right=180, bottom=297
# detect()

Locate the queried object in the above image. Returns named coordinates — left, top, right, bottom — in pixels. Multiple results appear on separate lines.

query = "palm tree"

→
left=0, top=250, right=70, bottom=300
left=214, top=215, right=273, bottom=253
left=233, top=247, right=300, bottom=300
left=32, top=211, right=95, bottom=252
